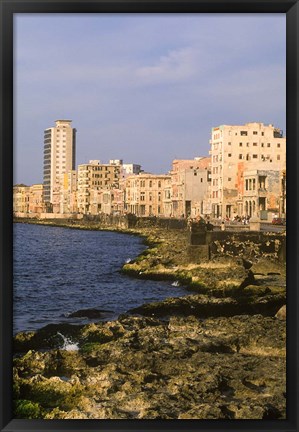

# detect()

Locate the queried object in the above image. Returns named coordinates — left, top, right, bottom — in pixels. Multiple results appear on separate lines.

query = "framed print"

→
left=0, top=0, right=298, bottom=431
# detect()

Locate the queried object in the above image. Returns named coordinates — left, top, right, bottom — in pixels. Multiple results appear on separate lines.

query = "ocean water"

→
left=13, top=223, right=187, bottom=334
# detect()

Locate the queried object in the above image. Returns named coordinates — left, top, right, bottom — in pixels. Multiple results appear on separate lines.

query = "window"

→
left=267, top=143, right=271, bottom=147
left=253, top=143, right=257, bottom=146
left=246, top=142, right=249, bottom=147
left=253, top=155, right=258, bottom=159
left=228, top=153, right=232, bottom=157
left=253, top=131, right=258, bottom=135
left=239, top=142, right=243, bottom=147
left=262, top=132, right=264, bottom=136
left=228, top=177, right=232, bottom=181
left=277, top=155, right=281, bottom=160
left=241, top=131, right=248, bottom=136
left=228, top=142, right=231, bottom=145
left=149, top=181, right=152, bottom=187
left=239, top=154, right=243, bottom=159
left=261, top=143, right=264, bottom=147
left=277, top=143, right=281, bottom=148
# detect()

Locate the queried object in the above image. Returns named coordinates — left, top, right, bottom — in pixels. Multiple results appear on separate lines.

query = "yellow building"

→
left=13, top=185, right=30, bottom=213
left=125, top=173, right=172, bottom=217
left=28, top=184, right=44, bottom=214
left=13, top=184, right=44, bottom=214
left=77, top=160, right=121, bottom=214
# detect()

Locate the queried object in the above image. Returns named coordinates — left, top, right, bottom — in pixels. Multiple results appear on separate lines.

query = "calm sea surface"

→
left=13, top=223, right=188, bottom=334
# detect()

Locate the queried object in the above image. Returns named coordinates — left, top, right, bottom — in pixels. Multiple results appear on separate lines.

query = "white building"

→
left=43, top=120, right=76, bottom=210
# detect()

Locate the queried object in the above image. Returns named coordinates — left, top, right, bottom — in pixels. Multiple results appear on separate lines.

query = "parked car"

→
left=272, top=217, right=286, bottom=225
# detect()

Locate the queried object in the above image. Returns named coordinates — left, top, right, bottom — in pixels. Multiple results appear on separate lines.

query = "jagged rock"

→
left=68, top=309, right=113, bottom=319
left=13, top=314, right=286, bottom=420
left=128, top=291, right=285, bottom=319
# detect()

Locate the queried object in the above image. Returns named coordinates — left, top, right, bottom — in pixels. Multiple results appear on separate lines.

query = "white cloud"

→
left=135, top=47, right=198, bottom=85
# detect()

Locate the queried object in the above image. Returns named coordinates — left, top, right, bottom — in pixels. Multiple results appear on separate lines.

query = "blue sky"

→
left=14, top=13, right=286, bottom=185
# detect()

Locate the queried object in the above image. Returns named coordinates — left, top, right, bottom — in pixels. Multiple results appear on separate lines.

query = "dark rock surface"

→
left=68, top=308, right=113, bottom=319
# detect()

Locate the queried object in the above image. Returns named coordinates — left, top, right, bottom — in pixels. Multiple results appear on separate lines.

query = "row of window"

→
left=225, top=154, right=281, bottom=161
left=79, top=166, right=117, bottom=172
left=213, top=142, right=281, bottom=150
left=140, top=180, right=162, bottom=188
left=213, top=130, right=266, bottom=141
left=140, top=192, right=162, bottom=201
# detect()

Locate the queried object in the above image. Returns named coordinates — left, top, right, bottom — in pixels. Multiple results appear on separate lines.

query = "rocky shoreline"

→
left=13, top=220, right=286, bottom=420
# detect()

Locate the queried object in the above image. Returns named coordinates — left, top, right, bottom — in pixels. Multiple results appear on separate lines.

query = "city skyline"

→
left=15, top=13, right=286, bottom=185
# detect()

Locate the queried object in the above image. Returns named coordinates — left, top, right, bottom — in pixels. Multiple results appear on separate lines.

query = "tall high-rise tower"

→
left=43, top=120, right=76, bottom=208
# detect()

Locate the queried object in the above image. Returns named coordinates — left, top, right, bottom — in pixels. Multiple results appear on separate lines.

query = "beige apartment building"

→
left=13, top=184, right=44, bottom=214
left=43, top=120, right=76, bottom=211
left=243, top=169, right=282, bottom=219
left=125, top=173, right=172, bottom=217
left=13, top=185, right=30, bottom=213
left=28, top=184, right=44, bottom=214
left=77, top=160, right=121, bottom=214
left=52, top=170, right=77, bottom=214
left=171, top=157, right=211, bottom=218
left=209, top=122, right=286, bottom=218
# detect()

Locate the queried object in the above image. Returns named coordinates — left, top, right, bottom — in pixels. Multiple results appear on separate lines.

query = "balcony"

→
left=258, top=188, right=267, bottom=197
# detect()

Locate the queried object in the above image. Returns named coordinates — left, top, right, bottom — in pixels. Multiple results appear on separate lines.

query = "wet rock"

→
left=128, top=291, right=285, bottom=319
left=14, top=323, right=84, bottom=352
left=68, top=309, right=113, bottom=319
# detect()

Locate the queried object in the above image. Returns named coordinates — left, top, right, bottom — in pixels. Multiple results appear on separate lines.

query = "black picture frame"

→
left=0, top=0, right=298, bottom=431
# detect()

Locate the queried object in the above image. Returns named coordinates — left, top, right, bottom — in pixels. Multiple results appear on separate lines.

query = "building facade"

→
left=77, top=160, right=122, bottom=214
left=13, top=184, right=44, bottom=214
left=209, top=122, right=286, bottom=218
left=125, top=173, right=172, bottom=217
left=171, top=157, right=211, bottom=218
left=13, top=185, right=30, bottom=213
left=43, top=119, right=76, bottom=210
left=242, top=169, right=281, bottom=219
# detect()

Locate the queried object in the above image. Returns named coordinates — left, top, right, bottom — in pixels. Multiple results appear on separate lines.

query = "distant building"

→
left=52, top=170, right=77, bottom=214
left=209, top=122, right=286, bottom=218
left=13, top=185, right=30, bottom=213
left=243, top=169, right=281, bottom=219
left=125, top=173, right=172, bottom=217
left=13, top=184, right=44, bottom=214
left=77, top=160, right=122, bottom=214
left=122, top=163, right=142, bottom=177
left=28, top=184, right=44, bottom=214
left=171, top=157, right=211, bottom=218
left=43, top=120, right=76, bottom=211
